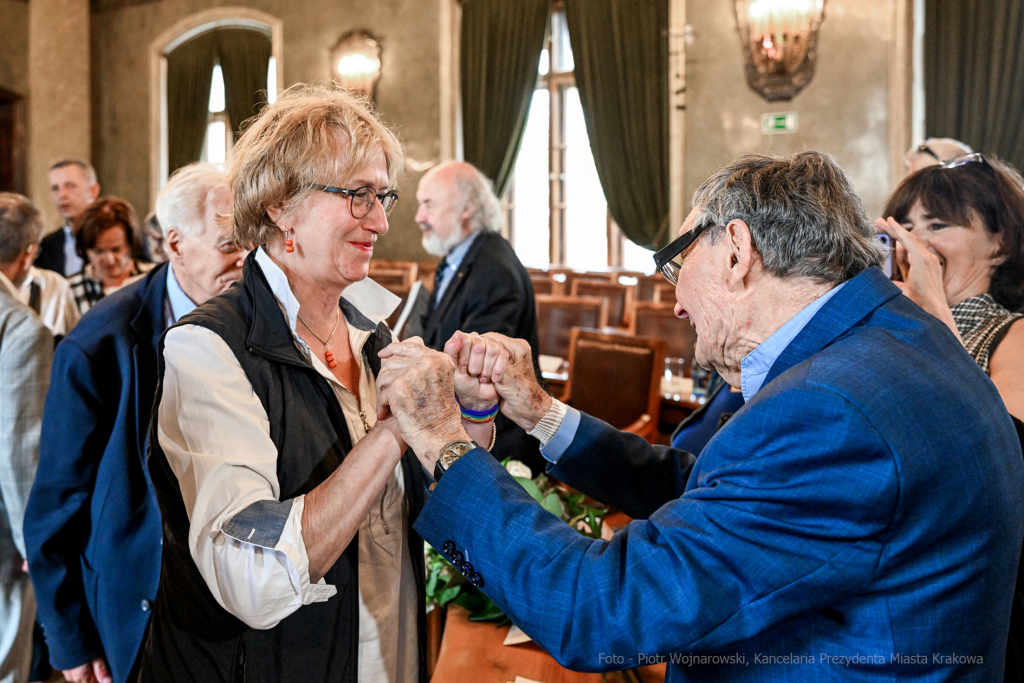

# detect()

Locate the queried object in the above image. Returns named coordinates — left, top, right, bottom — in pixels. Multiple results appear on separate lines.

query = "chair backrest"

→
left=636, top=273, right=666, bottom=301
left=535, top=295, right=609, bottom=358
left=530, top=276, right=556, bottom=296
left=370, top=260, right=419, bottom=291
left=570, top=279, right=636, bottom=328
left=564, top=327, right=665, bottom=430
left=652, top=283, right=676, bottom=304
left=630, top=301, right=696, bottom=370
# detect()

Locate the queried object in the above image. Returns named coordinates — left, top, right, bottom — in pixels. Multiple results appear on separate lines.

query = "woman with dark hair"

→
left=878, top=153, right=1024, bottom=683
left=67, top=197, right=153, bottom=315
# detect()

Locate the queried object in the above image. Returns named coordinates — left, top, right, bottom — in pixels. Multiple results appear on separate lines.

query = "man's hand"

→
left=443, top=331, right=509, bottom=411
left=63, top=658, right=112, bottom=683
left=377, top=339, right=470, bottom=470
left=447, top=332, right=551, bottom=431
left=875, top=217, right=962, bottom=340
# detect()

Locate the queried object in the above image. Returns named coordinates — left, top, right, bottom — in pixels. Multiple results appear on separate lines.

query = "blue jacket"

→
left=414, top=267, right=1024, bottom=682
left=25, top=264, right=167, bottom=683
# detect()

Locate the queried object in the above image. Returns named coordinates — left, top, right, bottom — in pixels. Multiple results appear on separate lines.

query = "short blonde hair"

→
left=229, top=83, right=404, bottom=247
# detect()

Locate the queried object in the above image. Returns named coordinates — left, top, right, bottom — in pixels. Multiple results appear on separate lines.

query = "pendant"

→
left=324, top=347, right=337, bottom=369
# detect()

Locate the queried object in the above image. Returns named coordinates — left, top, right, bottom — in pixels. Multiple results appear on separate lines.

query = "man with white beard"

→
left=410, top=161, right=544, bottom=472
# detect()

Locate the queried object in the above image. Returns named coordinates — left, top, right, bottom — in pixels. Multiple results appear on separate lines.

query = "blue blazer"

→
left=414, top=267, right=1024, bottom=682
left=25, top=264, right=167, bottom=683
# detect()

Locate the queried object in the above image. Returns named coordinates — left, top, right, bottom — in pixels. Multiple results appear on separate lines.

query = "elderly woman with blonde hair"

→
left=140, top=85, right=429, bottom=683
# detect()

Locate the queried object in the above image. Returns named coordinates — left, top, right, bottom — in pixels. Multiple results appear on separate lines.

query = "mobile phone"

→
left=877, top=233, right=894, bottom=278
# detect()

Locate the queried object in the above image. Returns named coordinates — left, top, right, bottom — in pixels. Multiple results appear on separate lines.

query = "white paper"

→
left=502, top=623, right=533, bottom=646
left=538, top=354, right=565, bottom=374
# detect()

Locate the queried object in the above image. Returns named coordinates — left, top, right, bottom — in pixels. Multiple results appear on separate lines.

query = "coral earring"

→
left=285, top=239, right=294, bottom=253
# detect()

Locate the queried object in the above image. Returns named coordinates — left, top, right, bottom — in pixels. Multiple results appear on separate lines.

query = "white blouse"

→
left=158, top=248, right=419, bottom=682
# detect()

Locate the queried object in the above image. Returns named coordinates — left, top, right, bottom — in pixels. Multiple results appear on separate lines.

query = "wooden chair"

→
left=570, top=279, right=636, bottom=328
left=561, top=328, right=665, bottom=442
left=652, top=282, right=676, bottom=304
left=530, top=276, right=556, bottom=296
left=636, top=273, right=666, bottom=301
left=534, top=295, right=609, bottom=359
left=630, top=301, right=697, bottom=372
left=369, top=260, right=419, bottom=290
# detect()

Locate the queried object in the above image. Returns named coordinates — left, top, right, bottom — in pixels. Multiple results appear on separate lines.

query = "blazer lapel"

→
left=763, top=266, right=902, bottom=387
left=129, top=263, right=170, bottom=461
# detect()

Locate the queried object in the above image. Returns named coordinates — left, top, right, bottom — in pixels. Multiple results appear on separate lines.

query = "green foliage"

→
left=424, top=462, right=609, bottom=622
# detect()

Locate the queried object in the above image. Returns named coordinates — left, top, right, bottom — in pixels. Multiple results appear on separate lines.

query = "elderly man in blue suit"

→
left=377, top=151, right=1024, bottom=682
left=24, top=164, right=247, bottom=683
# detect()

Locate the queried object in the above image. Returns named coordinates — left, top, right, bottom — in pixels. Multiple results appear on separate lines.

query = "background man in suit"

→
left=24, top=163, right=246, bottom=683
left=34, top=159, right=101, bottom=277
left=0, top=194, right=79, bottom=339
left=379, top=151, right=1024, bottom=681
left=0, top=194, right=53, bottom=683
left=411, top=160, right=544, bottom=472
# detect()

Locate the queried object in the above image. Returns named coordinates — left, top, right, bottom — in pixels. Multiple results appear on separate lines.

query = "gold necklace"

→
left=296, top=309, right=342, bottom=369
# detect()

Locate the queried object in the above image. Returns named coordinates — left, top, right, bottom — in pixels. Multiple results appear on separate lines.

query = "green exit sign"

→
left=761, top=112, right=798, bottom=134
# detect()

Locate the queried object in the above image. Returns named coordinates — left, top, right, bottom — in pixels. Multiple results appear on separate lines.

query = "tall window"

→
left=508, top=7, right=655, bottom=273
left=200, top=56, right=278, bottom=166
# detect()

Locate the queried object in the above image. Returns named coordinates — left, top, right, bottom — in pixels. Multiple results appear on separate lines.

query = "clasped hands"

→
left=375, top=332, right=552, bottom=470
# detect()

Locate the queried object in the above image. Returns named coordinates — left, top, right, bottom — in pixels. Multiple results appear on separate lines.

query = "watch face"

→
left=441, top=441, right=475, bottom=467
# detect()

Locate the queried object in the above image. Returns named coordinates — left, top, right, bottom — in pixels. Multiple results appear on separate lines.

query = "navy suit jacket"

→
left=414, top=267, right=1024, bottom=682
left=25, top=264, right=167, bottom=682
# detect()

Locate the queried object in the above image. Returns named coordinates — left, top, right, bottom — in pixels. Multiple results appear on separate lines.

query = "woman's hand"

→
left=443, top=331, right=509, bottom=411
left=875, top=217, right=962, bottom=341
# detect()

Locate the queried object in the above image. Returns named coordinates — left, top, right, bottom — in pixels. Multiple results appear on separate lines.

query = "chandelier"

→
left=734, top=0, right=826, bottom=102
left=331, top=31, right=382, bottom=99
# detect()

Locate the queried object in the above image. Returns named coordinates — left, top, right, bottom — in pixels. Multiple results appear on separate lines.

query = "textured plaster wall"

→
left=684, top=0, right=893, bottom=220
left=0, top=1, right=28, bottom=95
left=30, top=0, right=91, bottom=230
left=91, top=0, right=441, bottom=260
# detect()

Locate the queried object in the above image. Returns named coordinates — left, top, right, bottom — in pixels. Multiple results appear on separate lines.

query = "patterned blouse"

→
left=67, top=261, right=154, bottom=317
left=950, top=293, right=1023, bottom=375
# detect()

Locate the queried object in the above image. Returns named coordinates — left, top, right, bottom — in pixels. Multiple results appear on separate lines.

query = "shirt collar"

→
left=255, top=247, right=400, bottom=334
left=166, top=263, right=198, bottom=323
left=443, top=230, right=480, bottom=270
left=739, top=281, right=848, bottom=401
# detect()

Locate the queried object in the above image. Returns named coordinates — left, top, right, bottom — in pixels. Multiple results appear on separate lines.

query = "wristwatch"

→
left=432, top=440, right=477, bottom=484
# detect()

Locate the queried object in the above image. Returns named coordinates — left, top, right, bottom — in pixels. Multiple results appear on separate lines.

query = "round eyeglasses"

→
left=311, top=184, right=399, bottom=219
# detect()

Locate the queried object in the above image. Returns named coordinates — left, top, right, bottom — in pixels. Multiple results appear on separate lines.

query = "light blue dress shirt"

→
left=165, top=264, right=198, bottom=325
left=63, top=225, right=84, bottom=276
left=433, top=231, right=480, bottom=306
left=540, top=280, right=848, bottom=463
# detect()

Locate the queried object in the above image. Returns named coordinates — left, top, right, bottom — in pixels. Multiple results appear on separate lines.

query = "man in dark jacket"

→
left=24, top=164, right=245, bottom=683
left=411, top=161, right=544, bottom=473
left=34, top=159, right=100, bottom=277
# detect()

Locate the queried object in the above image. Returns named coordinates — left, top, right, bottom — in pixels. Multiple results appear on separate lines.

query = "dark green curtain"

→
left=564, top=0, right=670, bottom=250
left=167, top=28, right=271, bottom=174
left=925, top=0, right=1024, bottom=171
left=167, top=31, right=218, bottom=176
left=219, top=29, right=272, bottom=136
left=461, top=0, right=550, bottom=197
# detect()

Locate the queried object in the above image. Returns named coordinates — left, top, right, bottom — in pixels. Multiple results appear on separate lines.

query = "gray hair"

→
left=50, top=158, right=98, bottom=186
left=156, top=163, right=229, bottom=237
left=691, top=151, right=886, bottom=285
left=454, top=165, right=503, bottom=233
left=0, top=193, right=44, bottom=264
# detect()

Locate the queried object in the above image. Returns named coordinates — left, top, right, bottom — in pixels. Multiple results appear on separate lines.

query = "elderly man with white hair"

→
left=411, top=160, right=544, bottom=472
left=24, top=163, right=246, bottom=683
left=904, top=137, right=974, bottom=175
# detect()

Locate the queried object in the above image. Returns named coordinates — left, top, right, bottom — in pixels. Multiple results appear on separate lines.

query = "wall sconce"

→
left=735, top=0, right=826, bottom=102
left=331, top=31, right=382, bottom=98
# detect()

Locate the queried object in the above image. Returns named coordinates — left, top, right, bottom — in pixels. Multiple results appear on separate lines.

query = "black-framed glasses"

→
left=940, top=152, right=988, bottom=169
left=916, top=143, right=941, bottom=161
left=653, top=222, right=710, bottom=284
left=312, top=184, right=399, bottom=219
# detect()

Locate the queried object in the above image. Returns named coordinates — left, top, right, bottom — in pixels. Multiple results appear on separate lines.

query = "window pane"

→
left=512, top=90, right=551, bottom=268
left=564, top=86, right=607, bottom=271
left=267, top=56, right=277, bottom=104
left=209, top=63, right=226, bottom=113
left=538, top=48, right=550, bottom=76
left=205, top=119, right=227, bottom=164
left=554, top=10, right=574, bottom=72
left=622, top=239, right=656, bottom=274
